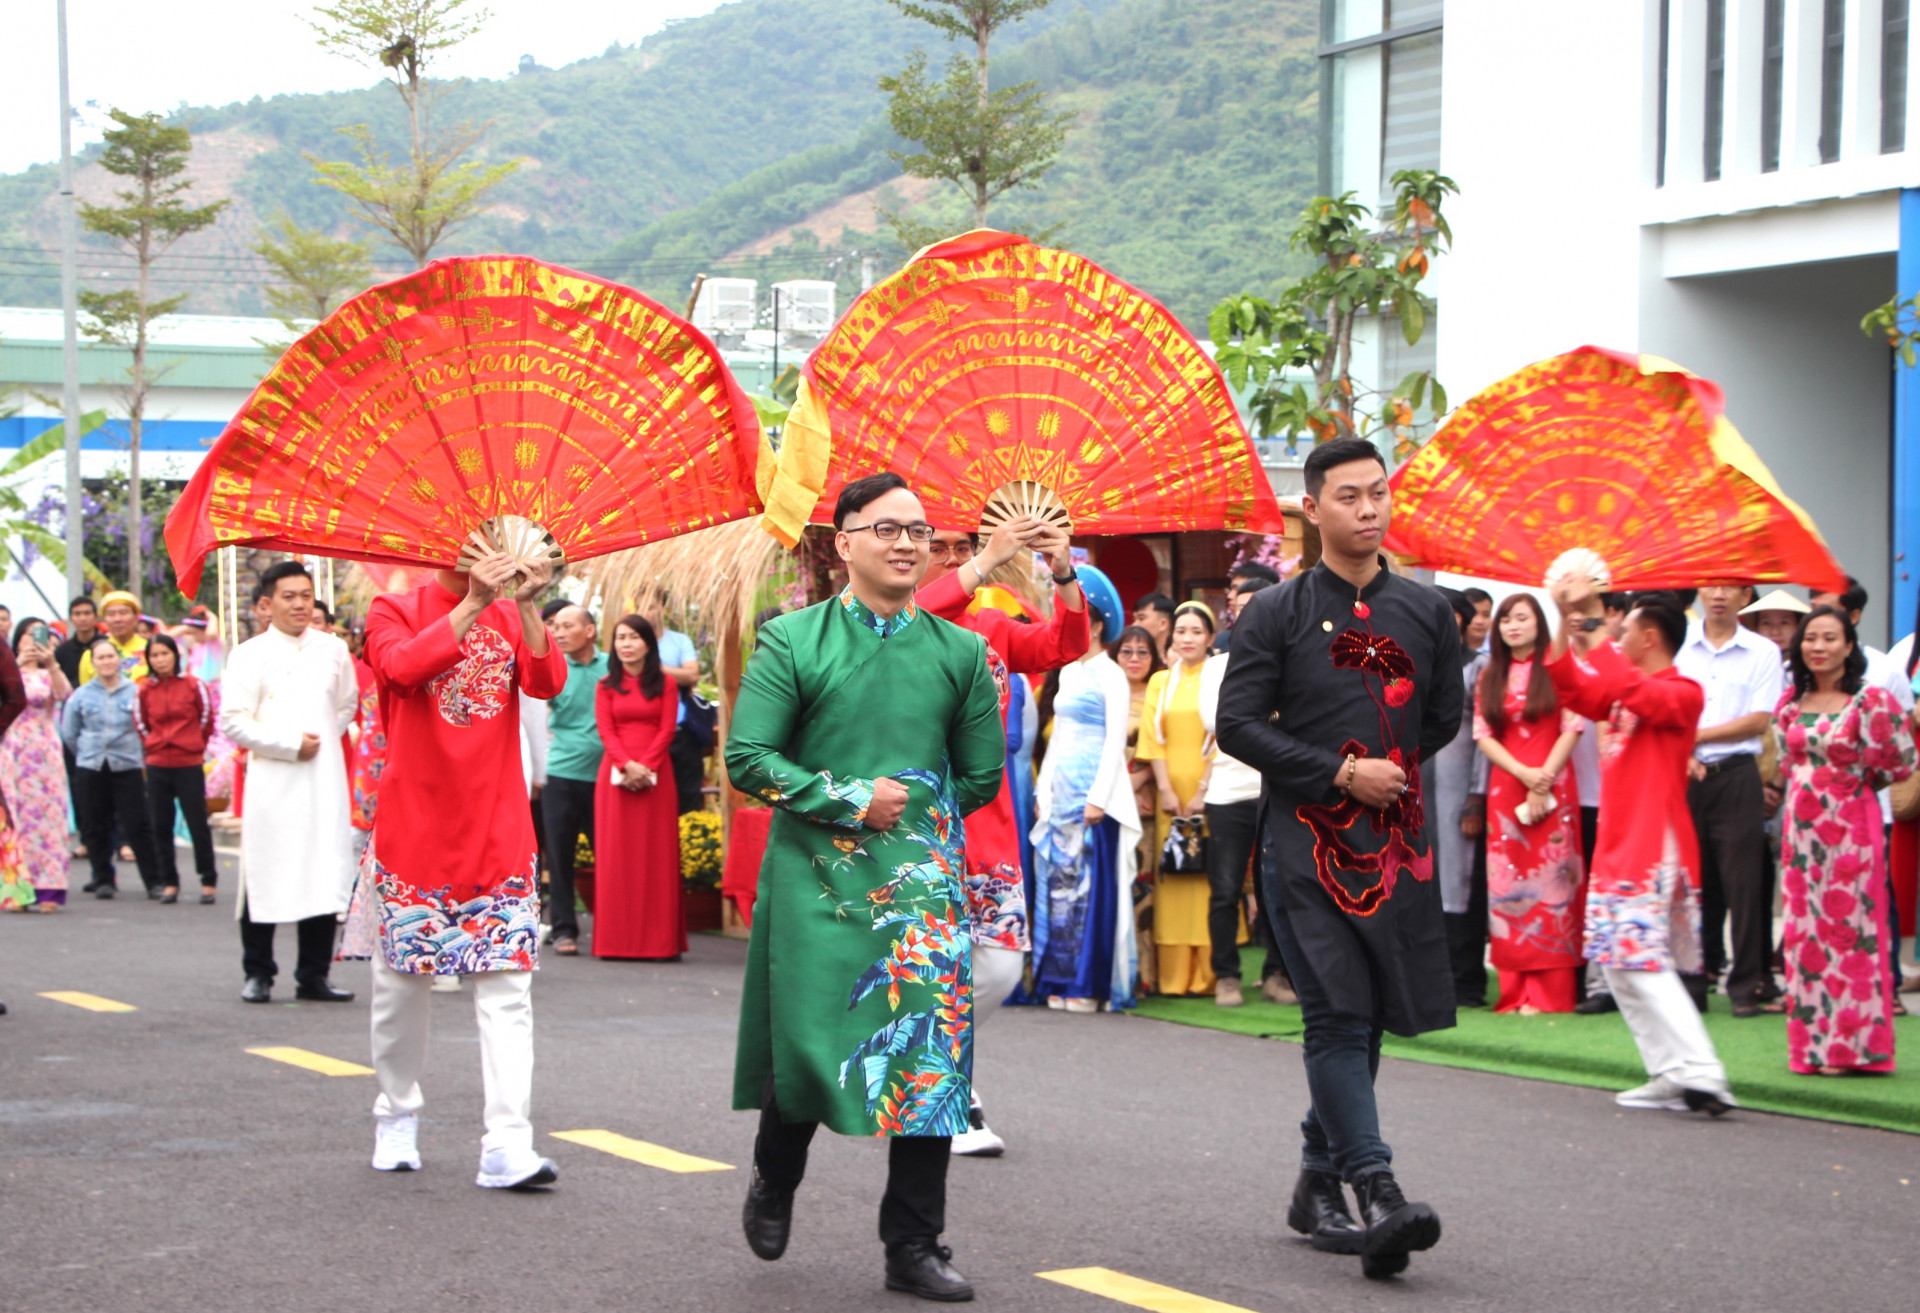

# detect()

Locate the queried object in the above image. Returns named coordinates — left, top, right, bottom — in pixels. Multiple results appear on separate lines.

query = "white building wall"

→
left=1640, top=248, right=1899, bottom=644
left=1434, top=0, right=1649, bottom=402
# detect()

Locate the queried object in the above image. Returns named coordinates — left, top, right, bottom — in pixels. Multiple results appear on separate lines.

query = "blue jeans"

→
left=1267, top=897, right=1391, bottom=1182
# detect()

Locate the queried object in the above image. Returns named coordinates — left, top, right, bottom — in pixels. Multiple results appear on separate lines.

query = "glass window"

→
left=1819, top=0, right=1845, bottom=164
left=1705, top=0, right=1727, bottom=181
left=1387, top=0, right=1444, bottom=23
left=1381, top=31, right=1444, bottom=200
left=1762, top=0, right=1784, bottom=171
left=1886, top=0, right=1910, bottom=154
left=1656, top=0, right=1672, bottom=186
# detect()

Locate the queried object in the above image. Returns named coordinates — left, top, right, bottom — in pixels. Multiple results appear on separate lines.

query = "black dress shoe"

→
left=95, top=886, right=115, bottom=899
left=884, top=1239, right=973, bottom=1302
left=1352, top=1170, right=1441, bottom=1263
left=241, top=977, right=272, bottom=1004
left=1574, top=992, right=1618, bottom=1015
left=294, top=979, right=355, bottom=1002
left=146, top=887, right=163, bottom=900
left=159, top=892, right=177, bottom=904
left=742, top=1169, right=794, bottom=1261
left=81, top=880, right=102, bottom=894
left=1286, top=1168, right=1365, bottom=1253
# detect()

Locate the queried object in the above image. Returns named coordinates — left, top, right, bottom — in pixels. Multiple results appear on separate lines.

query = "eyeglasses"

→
left=927, top=540, right=975, bottom=561
left=843, top=520, right=935, bottom=544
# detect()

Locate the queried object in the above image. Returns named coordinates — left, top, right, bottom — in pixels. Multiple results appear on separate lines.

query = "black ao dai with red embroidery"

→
left=1216, top=559, right=1465, bottom=1036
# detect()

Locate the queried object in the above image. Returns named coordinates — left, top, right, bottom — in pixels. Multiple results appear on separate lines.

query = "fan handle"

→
left=454, top=515, right=568, bottom=589
left=977, top=479, right=1073, bottom=536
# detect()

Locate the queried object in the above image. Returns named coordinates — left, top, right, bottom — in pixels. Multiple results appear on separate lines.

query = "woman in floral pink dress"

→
left=1473, top=593, right=1587, bottom=1013
left=1, top=621, right=72, bottom=909
left=1776, top=605, right=1916, bottom=1075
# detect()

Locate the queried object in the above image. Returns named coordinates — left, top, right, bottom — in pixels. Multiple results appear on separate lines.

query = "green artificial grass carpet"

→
left=1130, top=949, right=1920, bottom=1136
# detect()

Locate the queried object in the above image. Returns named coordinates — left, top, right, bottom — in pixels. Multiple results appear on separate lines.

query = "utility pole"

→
left=57, top=0, right=84, bottom=605
left=770, top=285, right=782, bottom=383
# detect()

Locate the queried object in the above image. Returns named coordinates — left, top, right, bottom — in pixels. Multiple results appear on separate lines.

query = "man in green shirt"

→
left=540, top=604, right=607, bottom=955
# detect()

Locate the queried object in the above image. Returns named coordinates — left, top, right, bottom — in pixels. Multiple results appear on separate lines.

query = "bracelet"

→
left=1338, top=754, right=1358, bottom=792
left=965, top=561, right=983, bottom=589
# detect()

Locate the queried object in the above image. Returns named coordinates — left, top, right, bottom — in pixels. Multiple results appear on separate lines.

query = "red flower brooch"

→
left=1330, top=629, right=1416, bottom=706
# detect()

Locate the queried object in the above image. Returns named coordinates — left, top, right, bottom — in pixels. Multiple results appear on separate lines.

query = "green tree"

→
left=878, top=0, right=1075, bottom=245
left=78, top=109, right=230, bottom=596
left=0, top=413, right=115, bottom=599
left=251, top=212, right=376, bottom=337
left=307, top=0, right=522, bottom=265
left=1210, top=170, right=1456, bottom=458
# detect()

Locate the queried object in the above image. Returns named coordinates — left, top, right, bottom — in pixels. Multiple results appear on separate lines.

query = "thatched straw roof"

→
left=571, top=517, right=792, bottom=642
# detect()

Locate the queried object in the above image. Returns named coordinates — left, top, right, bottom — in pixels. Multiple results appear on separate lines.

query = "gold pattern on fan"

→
left=455, top=515, right=567, bottom=580
left=978, top=480, right=1072, bottom=534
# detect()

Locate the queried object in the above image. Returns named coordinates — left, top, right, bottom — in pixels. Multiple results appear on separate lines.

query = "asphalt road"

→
left=5, top=852, right=1916, bottom=1313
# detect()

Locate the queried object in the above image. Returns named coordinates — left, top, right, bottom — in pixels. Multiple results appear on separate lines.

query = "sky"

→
left=2, top=0, right=730, bottom=175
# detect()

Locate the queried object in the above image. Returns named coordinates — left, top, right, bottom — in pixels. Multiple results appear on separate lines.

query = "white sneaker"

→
left=1614, top=1075, right=1688, bottom=1111
left=950, top=1103, right=1006, bottom=1157
left=371, top=1114, right=421, bottom=1171
left=1063, top=997, right=1098, bottom=1013
left=476, top=1146, right=559, bottom=1190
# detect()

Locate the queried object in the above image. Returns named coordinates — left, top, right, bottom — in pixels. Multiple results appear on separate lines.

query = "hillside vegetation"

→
left=0, top=0, right=1320, bottom=329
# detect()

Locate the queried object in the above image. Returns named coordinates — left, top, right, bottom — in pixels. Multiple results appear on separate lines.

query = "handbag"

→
left=1893, top=767, right=1920, bottom=823
left=1159, top=813, right=1209, bottom=875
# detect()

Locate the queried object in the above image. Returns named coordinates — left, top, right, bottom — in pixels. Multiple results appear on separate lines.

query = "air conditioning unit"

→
left=692, top=277, right=757, bottom=334
left=771, top=280, right=835, bottom=333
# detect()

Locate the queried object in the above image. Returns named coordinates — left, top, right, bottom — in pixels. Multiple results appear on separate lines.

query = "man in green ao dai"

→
left=728, top=471, right=1004, bottom=1303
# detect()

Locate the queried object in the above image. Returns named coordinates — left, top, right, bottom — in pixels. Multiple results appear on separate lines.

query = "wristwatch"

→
left=1051, top=566, right=1079, bottom=585
left=1576, top=617, right=1606, bottom=632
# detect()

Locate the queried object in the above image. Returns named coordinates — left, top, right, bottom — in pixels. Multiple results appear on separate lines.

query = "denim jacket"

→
left=62, top=677, right=145, bottom=771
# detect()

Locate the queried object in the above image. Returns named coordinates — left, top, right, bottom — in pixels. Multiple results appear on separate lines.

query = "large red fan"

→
left=166, top=256, right=769, bottom=595
left=1383, top=346, right=1846, bottom=592
left=758, top=229, right=1286, bottom=546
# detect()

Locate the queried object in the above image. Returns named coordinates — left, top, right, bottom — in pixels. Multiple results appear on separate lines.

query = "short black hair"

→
left=1789, top=604, right=1868, bottom=697
left=1460, top=587, right=1492, bottom=607
left=540, top=597, right=572, bottom=621
left=1838, top=574, right=1869, bottom=616
left=69, top=596, right=95, bottom=616
left=257, top=560, right=313, bottom=602
left=1601, top=591, right=1632, bottom=614
left=1229, top=561, right=1281, bottom=586
left=833, top=471, right=911, bottom=530
left=1440, top=587, right=1476, bottom=636
left=1233, top=577, right=1273, bottom=598
left=314, top=601, right=333, bottom=625
left=1134, top=592, right=1176, bottom=620
left=1302, top=437, right=1387, bottom=499
left=1629, top=600, right=1687, bottom=658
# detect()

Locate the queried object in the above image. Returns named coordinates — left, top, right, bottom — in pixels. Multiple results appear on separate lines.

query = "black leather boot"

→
left=741, top=1169, right=793, bottom=1261
left=883, top=1240, right=973, bottom=1302
left=1352, top=1169, right=1441, bottom=1270
left=1286, top=1168, right=1365, bottom=1253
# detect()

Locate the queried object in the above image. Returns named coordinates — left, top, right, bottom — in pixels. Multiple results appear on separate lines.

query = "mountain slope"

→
left=596, top=0, right=1322, bottom=326
left=0, top=0, right=1119, bottom=313
left=0, top=0, right=1319, bottom=330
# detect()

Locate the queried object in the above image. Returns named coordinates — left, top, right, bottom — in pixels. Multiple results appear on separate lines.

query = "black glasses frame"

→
left=842, top=520, right=936, bottom=544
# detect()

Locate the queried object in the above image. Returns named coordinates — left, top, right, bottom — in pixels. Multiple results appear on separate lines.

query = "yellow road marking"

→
left=38, top=991, right=136, bottom=1013
left=246, top=1046, right=375, bottom=1077
left=550, top=1129, right=734, bottom=1173
left=1037, top=1268, right=1259, bottom=1313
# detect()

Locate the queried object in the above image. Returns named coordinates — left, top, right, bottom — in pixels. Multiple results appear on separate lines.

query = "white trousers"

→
left=972, top=945, right=1024, bottom=1027
left=370, top=957, right=536, bottom=1156
left=966, top=945, right=1024, bottom=1110
left=1604, top=966, right=1729, bottom=1092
